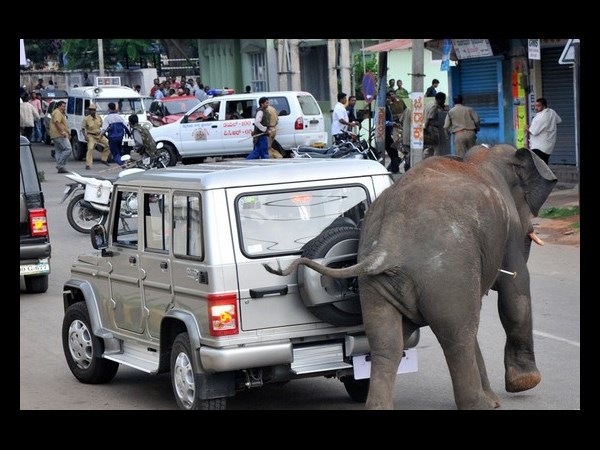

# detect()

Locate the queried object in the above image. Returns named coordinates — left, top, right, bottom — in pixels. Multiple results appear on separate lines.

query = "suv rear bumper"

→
left=199, top=334, right=370, bottom=373
left=20, top=242, right=51, bottom=261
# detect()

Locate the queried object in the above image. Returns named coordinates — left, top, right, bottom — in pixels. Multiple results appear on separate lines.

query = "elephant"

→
left=264, top=144, right=557, bottom=410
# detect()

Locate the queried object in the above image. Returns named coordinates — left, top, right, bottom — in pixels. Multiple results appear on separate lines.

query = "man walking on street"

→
left=49, top=100, right=72, bottom=173
left=444, top=95, right=480, bottom=157
left=81, top=104, right=111, bottom=170
left=525, top=97, right=562, bottom=165
left=246, top=97, right=272, bottom=159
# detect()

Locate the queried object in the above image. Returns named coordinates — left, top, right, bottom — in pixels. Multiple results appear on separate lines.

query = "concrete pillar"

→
left=277, top=39, right=289, bottom=91
left=411, top=39, right=425, bottom=165
left=290, top=39, right=301, bottom=91
left=340, top=39, right=351, bottom=96
left=327, top=39, right=338, bottom=111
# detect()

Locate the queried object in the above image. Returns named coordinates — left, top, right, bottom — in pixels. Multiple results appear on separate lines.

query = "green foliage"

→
left=353, top=53, right=378, bottom=100
left=539, top=206, right=580, bottom=219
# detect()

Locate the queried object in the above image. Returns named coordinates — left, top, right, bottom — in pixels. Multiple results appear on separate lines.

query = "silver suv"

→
left=61, top=158, right=418, bottom=410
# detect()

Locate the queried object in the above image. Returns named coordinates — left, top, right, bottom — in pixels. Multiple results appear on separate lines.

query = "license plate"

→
left=20, top=259, right=50, bottom=276
left=352, top=348, right=418, bottom=380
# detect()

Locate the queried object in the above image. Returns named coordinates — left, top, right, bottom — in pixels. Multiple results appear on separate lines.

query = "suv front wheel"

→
left=62, top=301, right=119, bottom=384
left=171, top=332, right=226, bottom=410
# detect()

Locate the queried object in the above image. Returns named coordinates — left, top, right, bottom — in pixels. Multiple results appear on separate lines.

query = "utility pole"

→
left=410, top=39, right=425, bottom=165
left=98, top=39, right=105, bottom=76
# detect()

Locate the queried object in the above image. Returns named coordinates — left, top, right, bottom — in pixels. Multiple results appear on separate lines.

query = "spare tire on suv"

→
left=297, top=225, right=363, bottom=327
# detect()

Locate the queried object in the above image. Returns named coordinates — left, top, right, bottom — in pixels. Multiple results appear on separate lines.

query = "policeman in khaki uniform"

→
left=81, top=103, right=111, bottom=169
left=265, top=103, right=282, bottom=159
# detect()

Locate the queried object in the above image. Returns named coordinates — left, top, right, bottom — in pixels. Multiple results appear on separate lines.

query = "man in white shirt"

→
left=526, top=97, right=562, bottom=165
left=331, top=92, right=358, bottom=144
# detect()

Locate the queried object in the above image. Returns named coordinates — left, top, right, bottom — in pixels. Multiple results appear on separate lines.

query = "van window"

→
left=297, top=94, right=321, bottom=115
left=94, top=99, right=144, bottom=115
left=268, top=97, right=291, bottom=117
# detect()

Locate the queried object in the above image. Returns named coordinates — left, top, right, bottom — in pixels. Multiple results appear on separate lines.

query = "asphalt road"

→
left=20, top=142, right=580, bottom=410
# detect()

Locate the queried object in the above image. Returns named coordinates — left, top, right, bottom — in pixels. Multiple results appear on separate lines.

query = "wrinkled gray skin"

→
left=265, top=144, right=557, bottom=410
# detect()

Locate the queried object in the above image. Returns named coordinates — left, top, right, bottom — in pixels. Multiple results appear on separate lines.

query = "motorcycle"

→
left=60, top=150, right=167, bottom=233
left=291, top=131, right=380, bottom=161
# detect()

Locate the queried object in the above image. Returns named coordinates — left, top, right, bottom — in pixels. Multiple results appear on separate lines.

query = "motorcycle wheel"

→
left=67, top=193, right=109, bottom=234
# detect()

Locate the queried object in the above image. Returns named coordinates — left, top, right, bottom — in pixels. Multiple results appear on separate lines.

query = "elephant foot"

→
left=485, top=389, right=501, bottom=408
left=505, top=366, right=541, bottom=393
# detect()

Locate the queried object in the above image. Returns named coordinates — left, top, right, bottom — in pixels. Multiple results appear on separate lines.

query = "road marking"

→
left=534, top=330, right=580, bottom=348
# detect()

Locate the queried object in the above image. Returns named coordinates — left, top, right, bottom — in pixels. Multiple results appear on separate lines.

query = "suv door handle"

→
left=249, top=285, right=288, bottom=299
left=211, top=125, right=217, bottom=128
left=160, top=261, right=168, bottom=269
left=129, top=256, right=136, bottom=264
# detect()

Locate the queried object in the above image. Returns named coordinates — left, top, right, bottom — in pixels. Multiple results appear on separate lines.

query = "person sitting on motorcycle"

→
left=128, top=114, right=160, bottom=158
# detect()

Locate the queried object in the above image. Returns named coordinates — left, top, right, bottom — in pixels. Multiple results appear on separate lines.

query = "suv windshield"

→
left=237, top=185, right=368, bottom=257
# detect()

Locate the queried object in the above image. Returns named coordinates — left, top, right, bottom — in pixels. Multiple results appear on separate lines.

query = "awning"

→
left=361, top=39, right=432, bottom=52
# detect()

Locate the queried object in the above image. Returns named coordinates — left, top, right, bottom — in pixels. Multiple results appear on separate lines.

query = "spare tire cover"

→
left=298, top=226, right=363, bottom=326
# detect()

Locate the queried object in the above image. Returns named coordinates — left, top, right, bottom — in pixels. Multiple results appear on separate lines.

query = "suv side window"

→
left=268, top=97, right=290, bottom=116
left=172, top=192, right=203, bottom=259
left=113, top=188, right=139, bottom=248
left=144, top=192, right=170, bottom=252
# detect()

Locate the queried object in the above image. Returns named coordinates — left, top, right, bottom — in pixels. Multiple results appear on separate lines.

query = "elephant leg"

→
left=360, top=286, right=404, bottom=410
left=496, top=265, right=541, bottom=393
left=426, top=288, right=497, bottom=410
left=475, top=339, right=501, bottom=408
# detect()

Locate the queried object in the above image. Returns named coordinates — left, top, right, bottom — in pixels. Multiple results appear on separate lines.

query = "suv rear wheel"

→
left=342, top=376, right=369, bottom=402
left=171, top=332, right=227, bottom=410
left=62, top=301, right=119, bottom=384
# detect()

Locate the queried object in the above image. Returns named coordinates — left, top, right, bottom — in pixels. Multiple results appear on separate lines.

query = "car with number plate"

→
left=20, top=136, right=50, bottom=293
left=61, top=158, right=418, bottom=410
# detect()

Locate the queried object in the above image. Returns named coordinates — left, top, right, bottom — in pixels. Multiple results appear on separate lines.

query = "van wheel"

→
left=171, top=332, right=227, bottom=410
left=161, top=143, right=178, bottom=167
left=298, top=226, right=363, bottom=326
left=70, top=134, right=86, bottom=161
left=62, top=302, right=119, bottom=384
left=24, top=274, right=48, bottom=293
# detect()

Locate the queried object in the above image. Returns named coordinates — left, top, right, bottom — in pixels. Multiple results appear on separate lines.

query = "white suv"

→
left=61, top=158, right=418, bottom=410
left=150, top=91, right=328, bottom=166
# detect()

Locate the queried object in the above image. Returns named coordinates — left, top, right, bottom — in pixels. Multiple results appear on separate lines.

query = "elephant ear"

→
left=515, top=147, right=558, bottom=216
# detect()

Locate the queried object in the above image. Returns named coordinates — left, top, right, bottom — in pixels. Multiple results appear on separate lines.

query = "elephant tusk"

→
left=498, top=269, right=517, bottom=278
left=528, top=230, right=544, bottom=246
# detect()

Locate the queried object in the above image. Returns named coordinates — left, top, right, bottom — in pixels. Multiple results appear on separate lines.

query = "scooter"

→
left=60, top=150, right=167, bottom=233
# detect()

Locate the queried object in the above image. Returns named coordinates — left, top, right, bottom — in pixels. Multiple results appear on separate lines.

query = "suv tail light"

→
left=208, top=293, right=239, bottom=336
left=294, top=117, right=304, bottom=130
left=29, top=208, right=48, bottom=237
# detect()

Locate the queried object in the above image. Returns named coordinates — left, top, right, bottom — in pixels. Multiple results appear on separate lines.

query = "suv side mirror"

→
left=91, top=224, right=109, bottom=252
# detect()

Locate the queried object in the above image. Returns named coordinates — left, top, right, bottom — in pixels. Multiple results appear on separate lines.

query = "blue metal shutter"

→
left=451, top=56, right=504, bottom=146
left=541, top=47, right=576, bottom=165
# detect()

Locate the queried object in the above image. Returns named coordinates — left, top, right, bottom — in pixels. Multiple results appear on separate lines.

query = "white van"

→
left=150, top=91, right=328, bottom=166
left=67, top=77, right=151, bottom=160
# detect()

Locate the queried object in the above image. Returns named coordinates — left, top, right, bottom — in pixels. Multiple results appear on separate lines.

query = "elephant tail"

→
left=263, top=249, right=388, bottom=278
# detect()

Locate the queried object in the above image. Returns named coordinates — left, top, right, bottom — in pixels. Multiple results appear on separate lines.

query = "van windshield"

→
left=94, top=99, right=144, bottom=115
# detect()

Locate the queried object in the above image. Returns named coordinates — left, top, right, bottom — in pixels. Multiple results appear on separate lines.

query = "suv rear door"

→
left=293, top=93, right=325, bottom=145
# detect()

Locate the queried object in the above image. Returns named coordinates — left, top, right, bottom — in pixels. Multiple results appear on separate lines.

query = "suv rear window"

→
left=237, top=185, right=368, bottom=257
left=297, top=94, right=321, bottom=115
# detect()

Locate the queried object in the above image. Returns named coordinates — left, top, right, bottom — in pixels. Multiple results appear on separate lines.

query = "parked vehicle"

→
left=150, top=91, right=328, bottom=166
left=61, top=158, right=419, bottom=410
left=60, top=153, right=166, bottom=233
left=20, top=136, right=51, bottom=293
left=147, top=95, right=200, bottom=127
left=66, top=77, right=152, bottom=161
left=292, top=131, right=379, bottom=160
